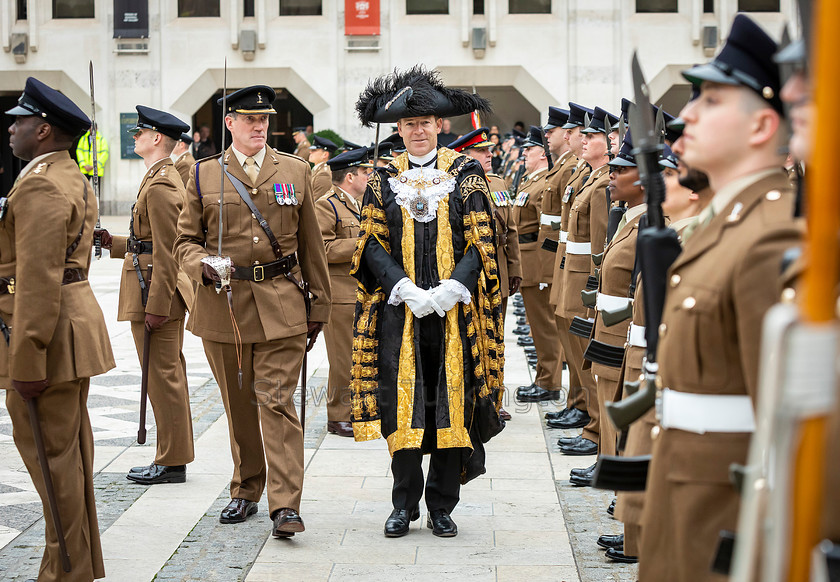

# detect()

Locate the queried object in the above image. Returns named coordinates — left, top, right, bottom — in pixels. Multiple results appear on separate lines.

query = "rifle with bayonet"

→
left=540, top=127, right=554, bottom=171
left=591, top=52, right=683, bottom=491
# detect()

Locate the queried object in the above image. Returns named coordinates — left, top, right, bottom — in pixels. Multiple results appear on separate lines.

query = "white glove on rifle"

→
left=389, top=278, right=445, bottom=318
left=430, top=279, right=471, bottom=313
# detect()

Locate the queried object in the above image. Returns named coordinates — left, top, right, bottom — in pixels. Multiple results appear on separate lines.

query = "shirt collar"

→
left=697, top=167, right=778, bottom=225
left=231, top=144, right=267, bottom=169
left=407, top=149, right=437, bottom=167
left=527, top=167, right=548, bottom=180
left=623, top=202, right=647, bottom=225
left=18, top=151, right=59, bottom=180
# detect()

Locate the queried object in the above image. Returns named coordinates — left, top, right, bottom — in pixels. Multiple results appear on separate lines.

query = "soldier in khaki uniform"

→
left=3, top=77, right=115, bottom=582
left=555, top=111, right=612, bottom=458
left=450, top=128, right=522, bottom=421
left=172, top=132, right=197, bottom=187
left=174, top=85, right=331, bottom=539
left=546, top=103, right=594, bottom=428
left=513, top=127, right=563, bottom=402
left=639, top=16, right=802, bottom=580
left=314, top=147, right=370, bottom=438
left=96, top=106, right=196, bottom=485
left=309, top=135, right=338, bottom=199
left=292, top=127, right=310, bottom=161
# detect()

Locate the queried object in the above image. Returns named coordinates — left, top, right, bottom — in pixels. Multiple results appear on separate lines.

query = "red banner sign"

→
left=345, top=0, right=379, bottom=36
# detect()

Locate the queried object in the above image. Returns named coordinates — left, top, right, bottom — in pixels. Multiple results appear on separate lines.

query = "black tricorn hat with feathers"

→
left=356, top=65, right=492, bottom=127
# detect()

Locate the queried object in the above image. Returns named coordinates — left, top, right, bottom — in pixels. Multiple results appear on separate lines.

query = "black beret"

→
left=5, top=77, right=90, bottom=136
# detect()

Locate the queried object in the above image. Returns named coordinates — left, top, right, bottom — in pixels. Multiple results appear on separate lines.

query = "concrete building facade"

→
left=0, top=0, right=796, bottom=212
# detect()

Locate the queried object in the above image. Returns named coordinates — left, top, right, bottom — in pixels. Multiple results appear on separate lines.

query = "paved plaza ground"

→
left=0, top=217, right=637, bottom=582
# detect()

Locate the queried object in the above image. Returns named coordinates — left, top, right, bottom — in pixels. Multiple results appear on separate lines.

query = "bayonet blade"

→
left=654, top=105, right=665, bottom=143
left=631, top=52, right=656, bottom=149
left=618, top=115, right=626, bottom=149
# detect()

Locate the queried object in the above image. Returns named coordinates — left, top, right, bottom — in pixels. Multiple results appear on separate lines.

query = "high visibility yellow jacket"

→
left=76, top=131, right=109, bottom=177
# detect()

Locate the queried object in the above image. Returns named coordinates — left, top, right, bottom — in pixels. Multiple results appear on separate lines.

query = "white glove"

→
left=430, top=279, right=471, bottom=313
left=390, top=278, right=444, bottom=318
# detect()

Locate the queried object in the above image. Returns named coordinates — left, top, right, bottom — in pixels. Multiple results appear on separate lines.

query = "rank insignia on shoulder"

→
left=33, top=163, right=47, bottom=175
left=275, top=183, right=298, bottom=205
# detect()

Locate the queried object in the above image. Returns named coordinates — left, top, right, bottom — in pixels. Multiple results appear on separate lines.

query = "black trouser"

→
left=390, top=315, right=463, bottom=514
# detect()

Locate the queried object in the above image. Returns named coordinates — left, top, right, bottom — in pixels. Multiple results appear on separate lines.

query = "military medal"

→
left=514, top=190, right=529, bottom=206
left=563, top=185, right=574, bottom=203
left=275, top=183, right=297, bottom=205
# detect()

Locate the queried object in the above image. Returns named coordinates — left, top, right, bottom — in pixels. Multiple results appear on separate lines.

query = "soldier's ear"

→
left=747, top=106, right=782, bottom=149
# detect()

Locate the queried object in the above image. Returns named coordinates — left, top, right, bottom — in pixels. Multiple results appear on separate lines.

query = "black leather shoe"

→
left=597, top=533, right=624, bottom=550
left=517, top=386, right=561, bottom=403
left=545, top=408, right=572, bottom=421
left=272, top=508, right=305, bottom=538
left=516, top=383, right=536, bottom=396
left=384, top=507, right=420, bottom=537
left=327, top=420, right=354, bottom=437
left=557, top=435, right=585, bottom=447
left=513, top=325, right=531, bottom=335
left=605, top=547, right=638, bottom=563
left=126, top=464, right=186, bottom=485
left=570, top=463, right=596, bottom=477
left=513, top=307, right=527, bottom=316
left=499, top=408, right=512, bottom=421
left=220, top=498, right=259, bottom=524
left=560, top=438, right=597, bottom=456
left=607, top=498, right=616, bottom=516
left=516, top=316, right=527, bottom=325
left=523, top=346, right=537, bottom=354
left=547, top=408, right=590, bottom=429
left=129, top=462, right=154, bottom=474
left=569, top=464, right=595, bottom=486
left=427, top=509, right=458, bottom=537
left=517, top=336, right=534, bottom=346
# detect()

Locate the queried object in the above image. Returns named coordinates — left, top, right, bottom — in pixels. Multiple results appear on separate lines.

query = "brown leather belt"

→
left=0, top=268, right=86, bottom=295
left=231, top=254, right=298, bottom=282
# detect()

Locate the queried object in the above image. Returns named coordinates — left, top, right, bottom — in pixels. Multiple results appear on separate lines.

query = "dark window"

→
left=474, top=0, right=485, bottom=14
left=704, top=0, right=714, bottom=12
left=407, top=0, right=448, bottom=15
left=177, top=0, right=220, bottom=17
left=244, top=0, right=255, bottom=17
left=509, top=0, right=550, bottom=13
left=279, top=0, right=322, bottom=15
left=53, top=0, right=95, bottom=18
left=16, top=0, right=27, bottom=19
left=738, top=0, right=779, bottom=11
left=636, top=0, right=678, bottom=12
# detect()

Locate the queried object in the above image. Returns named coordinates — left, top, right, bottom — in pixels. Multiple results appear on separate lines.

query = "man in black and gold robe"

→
left=350, top=66, right=505, bottom=539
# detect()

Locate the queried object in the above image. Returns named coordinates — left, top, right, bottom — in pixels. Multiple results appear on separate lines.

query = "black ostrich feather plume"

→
left=356, top=65, right=492, bottom=127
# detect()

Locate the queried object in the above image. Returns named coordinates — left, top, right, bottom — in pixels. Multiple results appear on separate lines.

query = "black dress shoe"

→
left=570, top=463, right=596, bottom=477
left=557, top=435, right=585, bottom=446
left=516, top=316, right=527, bottom=325
left=570, top=465, right=595, bottom=486
left=220, top=498, right=259, bottom=524
left=607, top=498, right=616, bottom=516
left=427, top=509, right=458, bottom=537
left=523, top=346, right=537, bottom=354
left=384, top=507, right=420, bottom=537
left=272, top=508, right=305, bottom=538
left=516, top=383, right=536, bottom=396
left=129, top=462, right=154, bottom=474
left=597, top=533, right=624, bottom=550
left=513, top=307, right=527, bottom=316
left=513, top=325, right=531, bottom=335
left=560, top=438, right=597, bottom=456
left=517, top=386, right=561, bottom=403
left=126, top=464, right=186, bottom=485
left=327, top=420, right=354, bottom=437
left=605, top=547, right=638, bottom=563
left=517, top=336, right=534, bottom=346
left=546, top=408, right=590, bottom=429
left=545, top=408, right=572, bottom=421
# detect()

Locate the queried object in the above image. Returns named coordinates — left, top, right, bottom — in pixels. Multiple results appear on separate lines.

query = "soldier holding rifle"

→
left=3, top=77, right=115, bottom=581
left=174, top=85, right=330, bottom=538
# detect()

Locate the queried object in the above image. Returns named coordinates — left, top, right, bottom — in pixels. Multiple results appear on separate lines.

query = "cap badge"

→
left=256, top=93, right=264, bottom=104
left=762, top=86, right=775, bottom=100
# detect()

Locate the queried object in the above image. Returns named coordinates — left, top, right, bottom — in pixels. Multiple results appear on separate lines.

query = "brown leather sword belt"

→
left=230, top=254, right=298, bottom=282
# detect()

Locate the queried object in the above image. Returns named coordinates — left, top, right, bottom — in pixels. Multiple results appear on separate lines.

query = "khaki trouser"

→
left=557, top=316, right=598, bottom=444
left=7, top=379, right=105, bottom=581
left=322, top=303, right=353, bottom=422
left=203, top=335, right=306, bottom=516
left=130, top=318, right=194, bottom=466
left=556, top=319, right=587, bottom=411
left=519, top=285, right=563, bottom=391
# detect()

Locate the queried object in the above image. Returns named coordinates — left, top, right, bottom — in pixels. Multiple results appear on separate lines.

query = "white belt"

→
left=659, top=389, right=756, bottom=434
left=596, top=293, right=632, bottom=312
left=559, top=230, right=568, bottom=243
left=627, top=324, right=646, bottom=348
left=540, top=213, right=562, bottom=226
left=565, top=241, right=591, bottom=255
